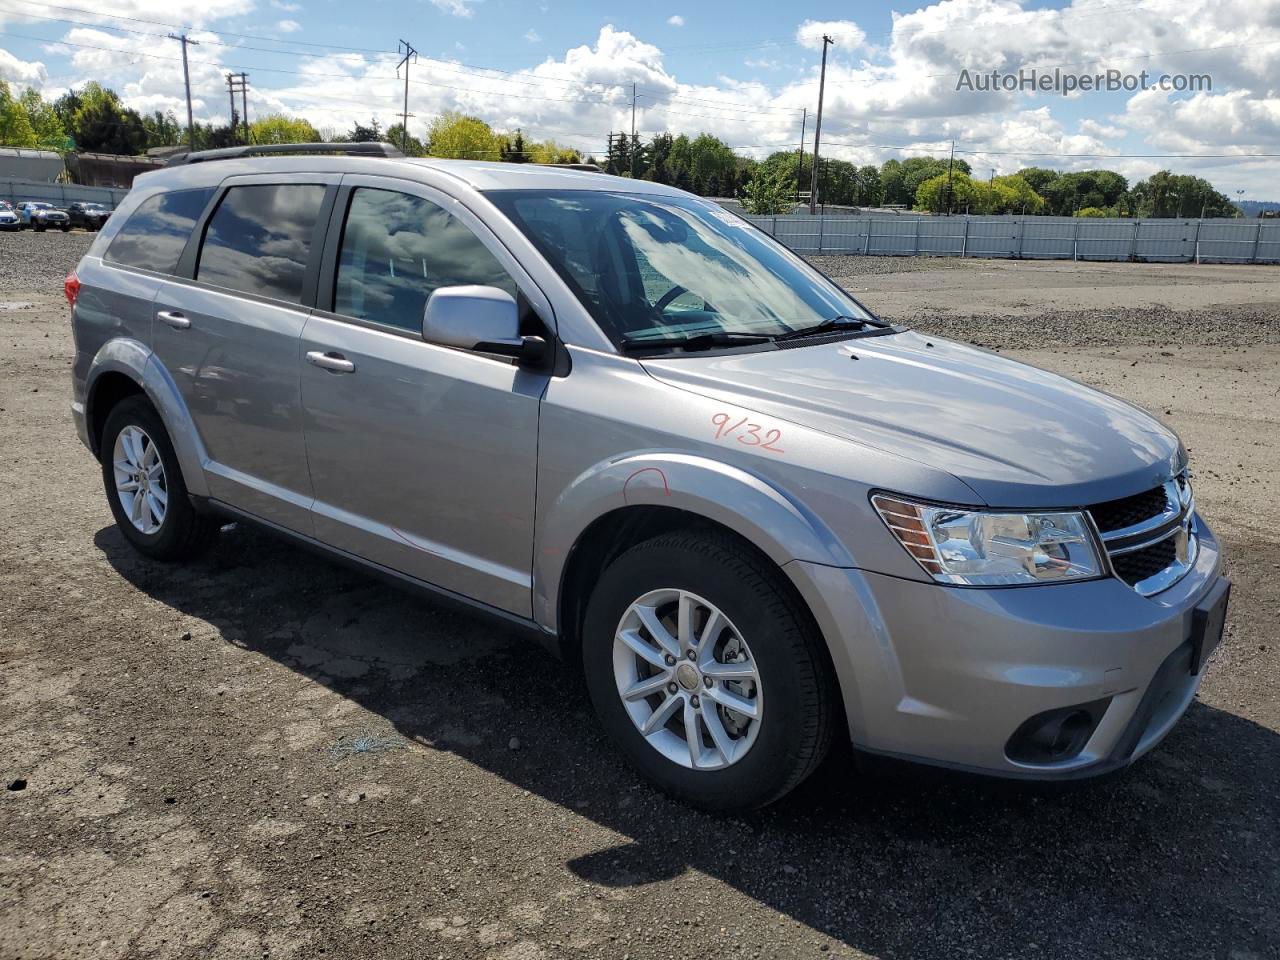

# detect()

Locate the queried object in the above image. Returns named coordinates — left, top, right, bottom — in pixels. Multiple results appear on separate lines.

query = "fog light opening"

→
left=1006, top=699, right=1110, bottom=765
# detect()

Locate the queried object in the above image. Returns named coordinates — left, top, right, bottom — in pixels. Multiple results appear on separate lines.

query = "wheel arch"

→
left=536, top=452, right=854, bottom=663
left=84, top=338, right=210, bottom=497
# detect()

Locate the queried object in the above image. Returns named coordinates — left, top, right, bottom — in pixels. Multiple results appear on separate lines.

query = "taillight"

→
left=64, top=270, right=80, bottom=307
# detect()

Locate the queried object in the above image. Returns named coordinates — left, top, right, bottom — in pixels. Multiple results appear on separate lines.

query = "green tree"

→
left=499, top=129, right=530, bottom=163
left=347, top=117, right=382, bottom=143
left=19, top=88, right=67, bottom=149
left=0, top=81, right=39, bottom=147
left=914, top=171, right=981, bottom=212
left=384, top=123, right=424, bottom=156
left=251, top=114, right=320, bottom=145
left=1130, top=170, right=1236, bottom=218
left=526, top=139, right=581, bottom=164
left=741, top=162, right=795, bottom=215
left=979, top=174, right=1044, bottom=214
left=141, top=110, right=182, bottom=149
left=853, top=165, right=882, bottom=206
left=65, top=82, right=147, bottom=154
left=426, top=111, right=498, bottom=160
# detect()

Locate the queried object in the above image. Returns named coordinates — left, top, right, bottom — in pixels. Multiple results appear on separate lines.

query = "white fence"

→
left=742, top=214, right=1280, bottom=263
left=1, top=178, right=129, bottom=209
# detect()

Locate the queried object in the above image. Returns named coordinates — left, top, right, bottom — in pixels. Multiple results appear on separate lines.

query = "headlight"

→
left=872, top=494, right=1103, bottom=586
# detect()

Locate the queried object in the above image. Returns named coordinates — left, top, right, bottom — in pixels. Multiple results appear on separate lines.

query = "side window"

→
left=334, top=187, right=517, bottom=332
left=196, top=183, right=327, bottom=303
left=104, top=188, right=213, bottom=275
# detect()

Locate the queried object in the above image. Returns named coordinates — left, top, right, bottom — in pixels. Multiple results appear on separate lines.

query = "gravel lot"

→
left=2, top=230, right=1278, bottom=960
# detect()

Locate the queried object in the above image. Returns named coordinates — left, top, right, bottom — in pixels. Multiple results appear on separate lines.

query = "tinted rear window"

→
left=196, top=184, right=327, bottom=303
left=105, top=188, right=213, bottom=274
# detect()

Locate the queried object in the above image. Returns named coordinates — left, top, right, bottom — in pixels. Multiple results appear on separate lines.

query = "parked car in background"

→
left=66, top=143, right=1229, bottom=810
left=17, top=201, right=71, bottom=231
left=67, top=201, right=112, bottom=231
left=0, top=201, right=20, bottom=231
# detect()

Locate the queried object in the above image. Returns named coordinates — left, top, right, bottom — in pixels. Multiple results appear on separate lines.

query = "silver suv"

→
left=68, top=144, right=1230, bottom=809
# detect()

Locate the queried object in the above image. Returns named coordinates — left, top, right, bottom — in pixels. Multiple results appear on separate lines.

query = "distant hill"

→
left=1236, top=200, right=1280, bottom=217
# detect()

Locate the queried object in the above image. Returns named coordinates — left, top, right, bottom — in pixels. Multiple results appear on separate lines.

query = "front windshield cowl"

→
left=485, top=188, right=885, bottom=355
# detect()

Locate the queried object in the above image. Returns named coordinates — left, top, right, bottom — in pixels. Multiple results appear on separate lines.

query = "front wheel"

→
left=100, top=396, right=217, bottom=560
left=582, top=530, right=836, bottom=810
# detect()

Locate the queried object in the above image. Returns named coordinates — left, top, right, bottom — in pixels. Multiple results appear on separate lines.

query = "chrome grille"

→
left=1088, top=485, right=1172, bottom=534
left=1088, top=473, right=1196, bottom=597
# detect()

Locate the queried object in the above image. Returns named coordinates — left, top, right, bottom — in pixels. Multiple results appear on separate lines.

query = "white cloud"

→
left=0, top=48, right=48, bottom=88
left=1079, top=118, right=1125, bottom=139
left=796, top=19, right=864, bottom=52
left=270, top=0, right=301, bottom=9
left=429, top=0, right=481, bottom=18
left=523, top=29, right=541, bottom=43
left=276, top=19, right=301, bottom=32
left=667, top=15, right=684, bottom=26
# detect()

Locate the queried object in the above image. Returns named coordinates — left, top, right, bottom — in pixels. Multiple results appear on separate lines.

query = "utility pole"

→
left=630, top=83, right=637, bottom=177
left=225, top=74, right=239, bottom=136
left=795, top=108, right=807, bottom=202
left=226, top=72, right=249, bottom=144
left=396, top=39, right=417, bottom=154
left=169, top=32, right=199, bottom=152
left=808, top=34, right=833, bottom=215
left=945, top=139, right=955, bottom=215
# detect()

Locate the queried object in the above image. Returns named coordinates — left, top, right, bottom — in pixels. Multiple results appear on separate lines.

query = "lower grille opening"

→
left=1111, top=536, right=1177, bottom=586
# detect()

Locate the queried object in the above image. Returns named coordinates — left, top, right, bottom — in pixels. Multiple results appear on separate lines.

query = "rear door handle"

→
left=157, top=310, right=190, bottom=330
left=306, top=350, right=356, bottom=374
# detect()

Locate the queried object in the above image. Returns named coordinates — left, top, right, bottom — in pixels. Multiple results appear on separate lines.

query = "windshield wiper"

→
left=620, top=331, right=773, bottom=353
left=772, top=315, right=873, bottom=342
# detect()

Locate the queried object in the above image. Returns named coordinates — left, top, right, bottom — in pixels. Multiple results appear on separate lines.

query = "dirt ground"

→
left=2, top=238, right=1278, bottom=960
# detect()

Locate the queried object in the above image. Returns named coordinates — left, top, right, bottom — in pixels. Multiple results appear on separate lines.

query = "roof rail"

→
left=549, top=162, right=602, bottom=172
left=166, top=142, right=405, bottom=167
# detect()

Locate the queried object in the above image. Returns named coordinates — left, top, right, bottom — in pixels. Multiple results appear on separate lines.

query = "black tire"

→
left=60, top=224, right=70, bottom=232
left=582, top=530, right=837, bottom=810
left=100, top=396, right=217, bottom=561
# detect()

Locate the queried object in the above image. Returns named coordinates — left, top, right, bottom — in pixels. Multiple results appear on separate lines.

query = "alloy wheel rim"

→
left=612, top=588, right=762, bottom=771
left=112, top=425, right=167, bottom=535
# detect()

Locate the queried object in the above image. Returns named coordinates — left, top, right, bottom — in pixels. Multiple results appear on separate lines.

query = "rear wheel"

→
left=582, top=530, right=836, bottom=810
left=100, top=396, right=217, bottom=560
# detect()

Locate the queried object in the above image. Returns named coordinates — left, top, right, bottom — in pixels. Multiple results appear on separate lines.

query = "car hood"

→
left=641, top=329, right=1184, bottom=508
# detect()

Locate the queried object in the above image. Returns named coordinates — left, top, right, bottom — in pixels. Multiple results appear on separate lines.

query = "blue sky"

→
left=1, top=0, right=1277, bottom=197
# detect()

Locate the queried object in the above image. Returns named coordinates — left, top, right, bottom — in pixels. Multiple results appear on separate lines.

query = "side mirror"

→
left=422, top=284, right=547, bottom=365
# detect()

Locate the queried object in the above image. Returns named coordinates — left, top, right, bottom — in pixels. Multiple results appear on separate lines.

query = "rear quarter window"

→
left=104, top=188, right=214, bottom=275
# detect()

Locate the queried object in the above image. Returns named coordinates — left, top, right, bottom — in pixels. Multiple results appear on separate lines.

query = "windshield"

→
left=486, top=189, right=876, bottom=349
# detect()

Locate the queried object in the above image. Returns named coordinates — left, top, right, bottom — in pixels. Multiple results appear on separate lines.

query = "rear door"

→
left=151, top=174, right=337, bottom=532
left=298, top=175, right=554, bottom=616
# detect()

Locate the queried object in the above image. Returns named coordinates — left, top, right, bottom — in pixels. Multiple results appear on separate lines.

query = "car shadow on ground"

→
left=96, top=522, right=1278, bottom=960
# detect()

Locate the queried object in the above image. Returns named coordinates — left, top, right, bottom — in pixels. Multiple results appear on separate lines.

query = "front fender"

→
left=85, top=338, right=210, bottom=498
left=532, top=451, right=855, bottom=630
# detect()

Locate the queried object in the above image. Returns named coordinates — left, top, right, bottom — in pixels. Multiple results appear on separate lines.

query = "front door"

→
left=299, top=178, right=553, bottom=616
left=151, top=178, right=332, bottom=532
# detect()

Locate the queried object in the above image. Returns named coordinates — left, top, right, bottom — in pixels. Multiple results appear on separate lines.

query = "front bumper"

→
left=786, top=514, right=1224, bottom=778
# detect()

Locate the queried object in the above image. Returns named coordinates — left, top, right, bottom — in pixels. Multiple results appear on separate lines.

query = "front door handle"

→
left=306, top=350, right=356, bottom=374
left=157, top=310, right=191, bottom=330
